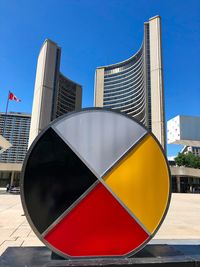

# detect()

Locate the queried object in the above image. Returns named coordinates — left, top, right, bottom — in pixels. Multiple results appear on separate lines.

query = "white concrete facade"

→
left=149, top=16, right=165, bottom=148
left=94, top=68, right=104, bottom=107
left=167, top=115, right=200, bottom=146
left=29, top=40, right=58, bottom=146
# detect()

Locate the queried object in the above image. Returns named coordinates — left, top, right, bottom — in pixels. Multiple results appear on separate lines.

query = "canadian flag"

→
left=9, top=92, right=21, bottom=102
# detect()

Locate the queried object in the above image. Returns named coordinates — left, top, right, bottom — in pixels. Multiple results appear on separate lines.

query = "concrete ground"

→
left=0, top=189, right=200, bottom=256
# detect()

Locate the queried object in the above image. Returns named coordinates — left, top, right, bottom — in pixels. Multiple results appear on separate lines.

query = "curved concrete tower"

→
left=94, top=16, right=165, bottom=149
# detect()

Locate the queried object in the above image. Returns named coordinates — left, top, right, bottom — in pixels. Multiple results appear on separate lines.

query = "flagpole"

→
left=2, top=91, right=10, bottom=137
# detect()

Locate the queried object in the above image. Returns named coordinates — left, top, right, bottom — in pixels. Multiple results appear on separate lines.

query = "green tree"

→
left=175, top=153, right=186, bottom=166
left=175, top=152, right=200, bottom=169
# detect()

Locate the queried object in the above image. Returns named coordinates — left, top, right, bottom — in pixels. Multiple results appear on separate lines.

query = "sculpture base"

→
left=1, top=245, right=200, bottom=266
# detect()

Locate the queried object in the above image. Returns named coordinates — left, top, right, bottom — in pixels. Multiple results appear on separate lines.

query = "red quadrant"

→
left=44, top=183, right=149, bottom=257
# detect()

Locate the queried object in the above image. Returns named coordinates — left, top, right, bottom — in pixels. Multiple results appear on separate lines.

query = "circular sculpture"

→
left=21, top=108, right=171, bottom=258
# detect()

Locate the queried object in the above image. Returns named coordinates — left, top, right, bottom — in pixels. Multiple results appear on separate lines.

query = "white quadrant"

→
left=52, top=109, right=147, bottom=177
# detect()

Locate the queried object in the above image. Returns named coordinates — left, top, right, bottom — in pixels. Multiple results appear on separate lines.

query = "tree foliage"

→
left=175, top=152, right=200, bottom=169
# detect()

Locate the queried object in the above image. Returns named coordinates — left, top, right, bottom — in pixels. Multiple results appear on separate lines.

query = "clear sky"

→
left=0, top=0, right=200, bottom=156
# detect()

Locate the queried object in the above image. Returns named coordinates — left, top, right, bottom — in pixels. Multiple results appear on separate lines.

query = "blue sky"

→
left=0, top=0, right=200, bottom=156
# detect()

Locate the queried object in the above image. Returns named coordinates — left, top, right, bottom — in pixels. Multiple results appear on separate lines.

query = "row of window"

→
left=104, top=57, right=143, bottom=79
left=104, top=76, right=144, bottom=96
left=104, top=82, right=144, bottom=102
left=104, top=48, right=143, bottom=77
left=104, top=61, right=144, bottom=86
left=59, top=87, right=76, bottom=99
left=104, top=82, right=144, bottom=101
left=104, top=71, right=144, bottom=92
left=104, top=66, right=143, bottom=89
left=58, top=96, right=75, bottom=105
left=104, top=54, right=143, bottom=80
left=104, top=95, right=145, bottom=111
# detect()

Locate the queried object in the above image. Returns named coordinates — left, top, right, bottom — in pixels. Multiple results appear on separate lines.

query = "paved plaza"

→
left=0, top=190, right=200, bottom=256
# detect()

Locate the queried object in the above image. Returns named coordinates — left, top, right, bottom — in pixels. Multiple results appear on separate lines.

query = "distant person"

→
left=6, top=184, right=10, bottom=192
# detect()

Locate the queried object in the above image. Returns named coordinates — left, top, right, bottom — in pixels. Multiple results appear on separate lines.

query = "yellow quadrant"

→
left=104, top=135, right=170, bottom=234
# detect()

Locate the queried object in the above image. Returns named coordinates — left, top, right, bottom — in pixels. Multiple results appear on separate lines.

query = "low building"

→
left=0, top=112, right=31, bottom=187
left=170, top=165, right=200, bottom=193
left=181, top=145, right=200, bottom=157
left=167, top=115, right=200, bottom=146
left=168, top=115, right=200, bottom=193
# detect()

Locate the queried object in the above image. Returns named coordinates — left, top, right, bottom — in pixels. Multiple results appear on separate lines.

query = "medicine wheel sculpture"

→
left=21, top=108, right=171, bottom=258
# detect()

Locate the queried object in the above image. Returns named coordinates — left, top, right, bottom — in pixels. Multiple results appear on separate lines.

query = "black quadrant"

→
left=23, top=127, right=98, bottom=234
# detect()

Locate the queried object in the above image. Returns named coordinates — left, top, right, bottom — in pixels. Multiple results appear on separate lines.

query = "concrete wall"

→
left=168, top=115, right=200, bottom=146
left=94, top=68, right=104, bottom=107
left=29, top=40, right=58, bottom=147
left=180, top=116, right=200, bottom=146
left=171, top=165, right=200, bottom=178
left=0, top=163, right=22, bottom=172
left=149, top=16, right=165, bottom=149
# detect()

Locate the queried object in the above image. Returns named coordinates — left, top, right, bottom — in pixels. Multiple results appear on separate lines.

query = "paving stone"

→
left=0, top=193, right=200, bottom=256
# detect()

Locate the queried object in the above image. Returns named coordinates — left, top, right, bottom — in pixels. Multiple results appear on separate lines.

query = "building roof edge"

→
left=59, top=72, right=82, bottom=88
left=96, top=42, right=144, bottom=70
left=149, top=15, right=160, bottom=21
left=0, top=112, right=31, bottom=117
left=39, top=39, right=60, bottom=54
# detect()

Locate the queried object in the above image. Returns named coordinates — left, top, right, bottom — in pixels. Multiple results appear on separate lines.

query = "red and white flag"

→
left=9, top=92, right=21, bottom=102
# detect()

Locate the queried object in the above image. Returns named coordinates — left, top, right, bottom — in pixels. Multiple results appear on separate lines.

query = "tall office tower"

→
left=94, top=16, right=165, bottom=148
left=0, top=112, right=31, bottom=163
left=29, top=39, right=82, bottom=146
